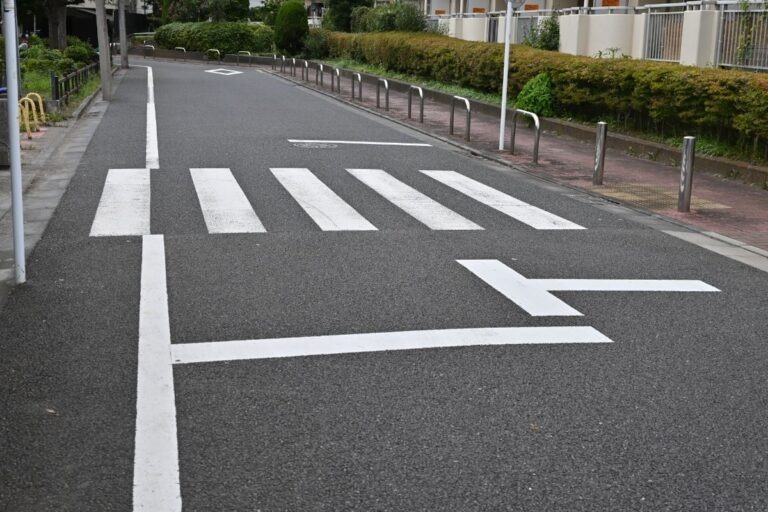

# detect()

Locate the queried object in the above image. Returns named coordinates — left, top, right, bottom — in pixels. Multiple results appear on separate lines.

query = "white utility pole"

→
left=3, top=0, right=26, bottom=283
left=119, top=0, right=128, bottom=69
left=498, top=0, right=524, bottom=150
left=95, top=0, right=112, bottom=100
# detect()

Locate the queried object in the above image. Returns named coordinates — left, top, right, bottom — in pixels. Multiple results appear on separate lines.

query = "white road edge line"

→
left=136, top=65, right=159, bottom=170
left=289, top=139, right=432, bottom=147
left=133, top=235, right=181, bottom=512
left=171, top=326, right=613, bottom=364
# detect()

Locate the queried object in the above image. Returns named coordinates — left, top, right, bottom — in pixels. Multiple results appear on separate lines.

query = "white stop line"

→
left=131, top=235, right=718, bottom=511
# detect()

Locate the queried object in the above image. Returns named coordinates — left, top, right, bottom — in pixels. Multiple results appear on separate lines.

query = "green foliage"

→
left=168, top=0, right=248, bottom=21
left=18, top=35, right=93, bottom=77
left=274, top=0, right=308, bottom=55
left=303, top=28, right=330, bottom=58
left=326, top=31, right=768, bottom=151
left=351, top=2, right=426, bottom=32
left=515, top=73, right=554, bottom=116
left=522, top=13, right=559, bottom=51
left=324, top=0, right=373, bottom=31
left=249, top=0, right=285, bottom=24
left=155, top=21, right=274, bottom=53
left=350, top=6, right=371, bottom=32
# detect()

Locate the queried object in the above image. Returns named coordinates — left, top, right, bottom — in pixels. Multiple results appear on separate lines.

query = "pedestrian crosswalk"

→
left=90, top=167, right=586, bottom=236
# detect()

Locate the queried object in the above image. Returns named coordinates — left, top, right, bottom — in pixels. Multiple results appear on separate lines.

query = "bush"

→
left=303, top=28, right=330, bottom=58
left=522, top=13, right=559, bottom=51
left=274, top=0, right=308, bottom=55
left=155, top=21, right=274, bottom=54
left=351, top=6, right=371, bottom=32
left=355, top=2, right=426, bottom=32
left=326, top=31, right=768, bottom=150
left=515, top=73, right=554, bottom=116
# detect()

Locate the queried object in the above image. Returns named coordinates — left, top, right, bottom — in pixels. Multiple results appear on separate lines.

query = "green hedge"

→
left=154, top=22, right=273, bottom=55
left=327, top=31, right=768, bottom=147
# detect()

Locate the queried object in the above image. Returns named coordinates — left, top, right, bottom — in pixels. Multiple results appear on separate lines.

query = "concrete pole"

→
left=3, top=0, right=26, bottom=284
left=95, top=0, right=112, bottom=100
left=119, top=0, right=128, bottom=69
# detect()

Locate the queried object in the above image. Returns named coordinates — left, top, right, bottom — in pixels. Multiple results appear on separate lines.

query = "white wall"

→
left=680, top=10, right=719, bottom=66
left=461, top=17, right=489, bottom=40
left=559, top=13, right=589, bottom=55
left=585, top=14, right=635, bottom=57
left=631, top=13, right=646, bottom=58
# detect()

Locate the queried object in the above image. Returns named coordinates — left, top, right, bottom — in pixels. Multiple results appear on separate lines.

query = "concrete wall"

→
left=680, top=9, right=719, bottom=66
left=585, top=14, right=635, bottom=57
left=631, top=13, right=646, bottom=58
left=461, top=17, right=489, bottom=40
left=559, top=13, right=589, bottom=55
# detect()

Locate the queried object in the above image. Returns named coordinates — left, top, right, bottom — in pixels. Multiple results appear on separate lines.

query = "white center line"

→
left=134, top=65, right=159, bottom=170
left=133, top=235, right=181, bottom=512
left=271, top=168, right=377, bottom=231
left=171, top=326, right=613, bottom=364
left=289, top=139, right=432, bottom=147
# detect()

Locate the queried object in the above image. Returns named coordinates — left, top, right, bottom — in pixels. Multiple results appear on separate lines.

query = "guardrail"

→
left=206, top=48, right=221, bottom=63
left=331, top=68, right=341, bottom=93
left=376, top=79, right=389, bottom=111
left=408, top=86, right=424, bottom=123
left=509, top=108, right=541, bottom=163
left=351, top=73, right=363, bottom=100
left=450, top=96, right=471, bottom=141
left=50, top=62, right=99, bottom=106
left=316, top=63, right=325, bottom=86
left=236, top=51, right=252, bottom=66
left=174, top=47, right=186, bottom=61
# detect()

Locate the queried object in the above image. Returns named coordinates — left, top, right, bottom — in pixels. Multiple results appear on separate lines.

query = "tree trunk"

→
left=46, top=1, right=68, bottom=49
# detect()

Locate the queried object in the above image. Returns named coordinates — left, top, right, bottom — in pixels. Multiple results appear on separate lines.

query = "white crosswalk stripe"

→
left=91, top=167, right=586, bottom=235
left=90, top=169, right=151, bottom=237
left=421, top=170, right=586, bottom=230
left=271, top=168, right=377, bottom=231
left=190, top=168, right=266, bottom=234
left=347, top=168, right=483, bottom=231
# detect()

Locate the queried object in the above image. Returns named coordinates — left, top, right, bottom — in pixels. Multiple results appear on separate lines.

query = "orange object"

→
left=524, top=4, right=539, bottom=10
left=472, top=7, right=486, bottom=12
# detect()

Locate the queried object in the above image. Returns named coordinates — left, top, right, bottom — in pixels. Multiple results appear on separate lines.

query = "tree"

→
left=324, top=0, right=372, bottom=32
left=249, top=0, right=285, bottom=25
left=207, top=0, right=248, bottom=21
left=273, top=0, right=307, bottom=54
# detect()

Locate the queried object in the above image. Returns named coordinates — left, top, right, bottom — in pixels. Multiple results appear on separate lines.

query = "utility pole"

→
left=119, top=0, right=128, bottom=69
left=95, top=0, right=112, bottom=100
left=3, top=0, right=26, bottom=284
left=498, top=0, right=525, bottom=150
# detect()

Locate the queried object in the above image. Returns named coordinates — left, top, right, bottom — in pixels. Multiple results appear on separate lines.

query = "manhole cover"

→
left=292, top=142, right=338, bottom=149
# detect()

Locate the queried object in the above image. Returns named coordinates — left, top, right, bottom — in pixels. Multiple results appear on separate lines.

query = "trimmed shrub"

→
left=515, top=73, right=554, bottom=116
left=303, top=28, right=330, bottom=59
left=274, top=0, right=308, bottom=55
left=155, top=22, right=274, bottom=54
left=326, top=31, right=768, bottom=150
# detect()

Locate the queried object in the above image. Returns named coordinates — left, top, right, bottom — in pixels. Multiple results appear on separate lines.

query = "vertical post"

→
left=678, top=136, right=696, bottom=212
left=95, top=0, right=112, bottom=100
left=499, top=0, right=513, bottom=150
left=119, top=0, right=128, bottom=69
left=3, top=0, right=26, bottom=283
left=593, top=121, right=607, bottom=185
left=50, top=71, right=59, bottom=101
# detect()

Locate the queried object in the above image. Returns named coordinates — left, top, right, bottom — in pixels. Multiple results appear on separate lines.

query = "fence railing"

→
left=50, top=62, right=99, bottom=105
left=717, top=5, right=768, bottom=70
left=644, top=11, right=684, bottom=61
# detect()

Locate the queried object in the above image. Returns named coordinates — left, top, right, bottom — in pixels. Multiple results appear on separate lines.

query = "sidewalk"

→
left=269, top=63, right=768, bottom=255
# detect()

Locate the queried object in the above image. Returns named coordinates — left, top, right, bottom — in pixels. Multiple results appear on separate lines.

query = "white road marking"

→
left=90, top=169, right=151, bottom=236
left=459, top=260, right=582, bottom=317
left=205, top=68, right=243, bottom=76
left=190, top=168, right=266, bottom=233
left=133, top=235, right=181, bottom=512
left=171, top=326, right=613, bottom=364
left=421, top=170, right=585, bottom=230
left=289, top=139, right=432, bottom=147
left=144, top=67, right=159, bottom=170
left=347, top=168, right=483, bottom=230
left=458, top=259, right=720, bottom=317
left=271, top=168, right=377, bottom=231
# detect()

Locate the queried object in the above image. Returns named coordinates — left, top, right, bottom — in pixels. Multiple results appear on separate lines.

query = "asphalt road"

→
left=2, top=60, right=767, bottom=511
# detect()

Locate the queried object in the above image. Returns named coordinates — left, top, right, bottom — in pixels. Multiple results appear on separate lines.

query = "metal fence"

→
left=717, top=5, right=768, bottom=70
left=516, top=15, right=539, bottom=43
left=644, top=10, right=684, bottom=61
left=50, top=62, right=99, bottom=105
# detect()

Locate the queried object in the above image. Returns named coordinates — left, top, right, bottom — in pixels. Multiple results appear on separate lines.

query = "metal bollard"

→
left=408, top=86, right=424, bottom=123
left=351, top=73, right=362, bottom=100
left=376, top=79, right=389, bottom=110
left=281, top=56, right=286, bottom=73
left=316, top=63, right=324, bottom=86
left=302, top=60, right=309, bottom=80
left=593, top=121, right=608, bottom=185
left=331, top=68, right=341, bottom=93
left=449, top=96, right=471, bottom=141
left=678, top=136, right=696, bottom=212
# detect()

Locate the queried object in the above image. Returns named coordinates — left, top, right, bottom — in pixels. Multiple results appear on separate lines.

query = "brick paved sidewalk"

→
left=274, top=64, right=768, bottom=254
